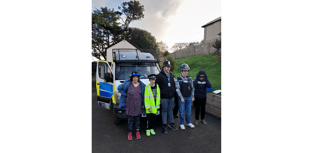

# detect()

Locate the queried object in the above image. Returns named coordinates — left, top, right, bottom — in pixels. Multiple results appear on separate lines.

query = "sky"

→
left=92, top=0, right=221, bottom=52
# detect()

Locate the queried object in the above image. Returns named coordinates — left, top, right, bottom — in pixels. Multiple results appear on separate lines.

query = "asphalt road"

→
left=92, top=88, right=221, bottom=153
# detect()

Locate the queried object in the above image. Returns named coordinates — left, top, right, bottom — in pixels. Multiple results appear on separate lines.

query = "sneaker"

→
left=150, top=129, right=156, bottom=135
left=136, top=131, right=141, bottom=139
left=186, top=123, right=195, bottom=129
left=146, top=130, right=151, bottom=137
left=201, top=120, right=207, bottom=125
left=194, top=120, right=199, bottom=125
left=128, top=132, right=132, bottom=141
left=162, top=125, right=168, bottom=134
left=179, top=124, right=185, bottom=130
left=174, top=115, right=178, bottom=118
left=168, top=123, right=178, bottom=130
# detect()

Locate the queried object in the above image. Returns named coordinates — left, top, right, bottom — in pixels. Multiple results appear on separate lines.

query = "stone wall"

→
left=172, top=39, right=219, bottom=59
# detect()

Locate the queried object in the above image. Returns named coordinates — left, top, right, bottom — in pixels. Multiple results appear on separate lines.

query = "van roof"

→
left=114, top=51, right=157, bottom=63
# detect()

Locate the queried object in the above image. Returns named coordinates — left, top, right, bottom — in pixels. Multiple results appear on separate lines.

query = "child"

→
left=193, top=70, right=211, bottom=125
left=175, top=63, right=195, bottom=130
left=144, top=74, right=161, bottom=136
left=118, top=71, right=145, bottom=140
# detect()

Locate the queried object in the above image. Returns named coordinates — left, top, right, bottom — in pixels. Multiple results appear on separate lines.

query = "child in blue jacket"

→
left=117, top=71, right=145, bottom=140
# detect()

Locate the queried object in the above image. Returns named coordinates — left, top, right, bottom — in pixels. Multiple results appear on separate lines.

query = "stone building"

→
left=202, top=17, right=221, bottom=44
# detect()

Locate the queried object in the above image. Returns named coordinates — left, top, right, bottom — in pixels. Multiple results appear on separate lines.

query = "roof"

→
left=201, top=17, right=221, bottom=28
left=140, top=49, right=160, bottom=61
left=106, top=39, right=141, bottom=51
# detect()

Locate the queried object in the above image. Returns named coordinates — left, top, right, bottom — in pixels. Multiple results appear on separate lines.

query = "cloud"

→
left=92, top=0, right=110, bottom=10
left=161, top=0, right=221, bottom=50
left=92, top=0, right=184, bottom=44
left=130, top=0, right=185, bottom=45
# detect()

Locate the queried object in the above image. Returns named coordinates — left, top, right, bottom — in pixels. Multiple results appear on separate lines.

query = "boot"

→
left=162, top=125, right=168, bottom=134
left=146, top=130, right=151, bottom=137
left=150, top=129, right=156, bottom=135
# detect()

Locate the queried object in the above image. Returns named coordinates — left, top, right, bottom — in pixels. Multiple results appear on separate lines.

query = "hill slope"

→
left=172, top=54, right=221, bottom=92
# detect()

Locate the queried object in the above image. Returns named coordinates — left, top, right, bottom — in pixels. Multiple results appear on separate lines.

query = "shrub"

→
left=212, top=39, right=221, bottom=63
left=162, top=50, right=169, bottom=57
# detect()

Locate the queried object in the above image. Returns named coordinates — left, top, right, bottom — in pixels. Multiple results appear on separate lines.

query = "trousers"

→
left=178, top=96, right=192, bottom=125
left=194, top=97, right=206, bottom=120
left=147, top=113, right=156, bottom=130
left=161, top=97, right=175, bottom=125
left=128, top=115, right=140, bottom=132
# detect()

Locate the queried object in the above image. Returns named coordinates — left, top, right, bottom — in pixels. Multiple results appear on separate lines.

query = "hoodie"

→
left=193, top=70, right=211, bottom=98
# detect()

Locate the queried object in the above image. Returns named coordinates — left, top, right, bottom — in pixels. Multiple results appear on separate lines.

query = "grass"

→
left=172, top=54, right=221, bottom=94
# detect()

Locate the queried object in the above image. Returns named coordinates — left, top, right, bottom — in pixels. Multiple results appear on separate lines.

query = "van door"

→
left=96, top=60, right=114, bottom=109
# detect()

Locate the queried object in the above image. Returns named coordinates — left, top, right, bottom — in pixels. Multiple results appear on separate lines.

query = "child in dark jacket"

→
left=193, top=70, right=211, bottom=125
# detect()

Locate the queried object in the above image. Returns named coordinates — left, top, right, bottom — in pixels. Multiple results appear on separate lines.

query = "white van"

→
left=96, top=47, right=161, bottom=124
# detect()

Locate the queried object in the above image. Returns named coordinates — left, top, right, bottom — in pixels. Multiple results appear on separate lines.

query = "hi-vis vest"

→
left=144, top=84, right=161, bottom=114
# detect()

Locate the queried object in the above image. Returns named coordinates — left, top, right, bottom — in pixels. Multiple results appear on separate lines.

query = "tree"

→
left=212, top=39, right=221, bottom=63
left=171, top=42, right=189, bottom=52
left=162, top=50, right=169, bottom=57
left=171, top=44, right=178, bottom=52
left=119, top=0, right=145, bottom=27
left=170, top=42, right=199, bottom=53
left=92, top=0, right=145, bottom=59
left=128, top=28, right=158, bottom=50
left=92, top=7, right=123, bottom=59
left=157, top=41, right=168, bottom=53
left=188, top=42, right=199, bottom=46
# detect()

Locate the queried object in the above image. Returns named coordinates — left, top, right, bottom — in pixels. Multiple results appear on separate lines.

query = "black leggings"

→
left=147, top=113, right=156, bottom=130
left=194, top=97, right=206, bottom=120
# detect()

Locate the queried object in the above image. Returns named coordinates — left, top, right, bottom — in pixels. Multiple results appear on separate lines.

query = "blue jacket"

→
left=193, top=72, right=211, bottom=98
left=117, top=79, right=146, bottom=109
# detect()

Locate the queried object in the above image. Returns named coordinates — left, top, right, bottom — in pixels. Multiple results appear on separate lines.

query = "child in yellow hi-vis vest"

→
left=144, top=74, right=161, bottom=136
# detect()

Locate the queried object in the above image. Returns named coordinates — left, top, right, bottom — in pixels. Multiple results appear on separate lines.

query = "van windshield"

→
left=116, top=63, right=160, bottom=80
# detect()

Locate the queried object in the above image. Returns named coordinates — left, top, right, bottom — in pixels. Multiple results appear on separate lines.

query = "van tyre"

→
left=110, top=100, right=113, bottom=115
left=113, top=109, right=121, bottom=125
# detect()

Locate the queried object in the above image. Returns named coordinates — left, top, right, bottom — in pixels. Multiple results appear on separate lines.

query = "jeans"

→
left=128, top=115, right=140, bottom=132
left=178, top=96, right=192, bottom=125
left=161, top=97, right=175, bottom=125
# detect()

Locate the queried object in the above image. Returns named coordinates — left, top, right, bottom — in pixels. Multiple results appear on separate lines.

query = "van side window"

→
left=98, top=62, right=105, bottom=80
left=98, top=62, right=113, bottom=82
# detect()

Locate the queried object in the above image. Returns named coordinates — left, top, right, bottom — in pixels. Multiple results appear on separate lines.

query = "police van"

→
left=96, top=40, right=161, bottom=124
